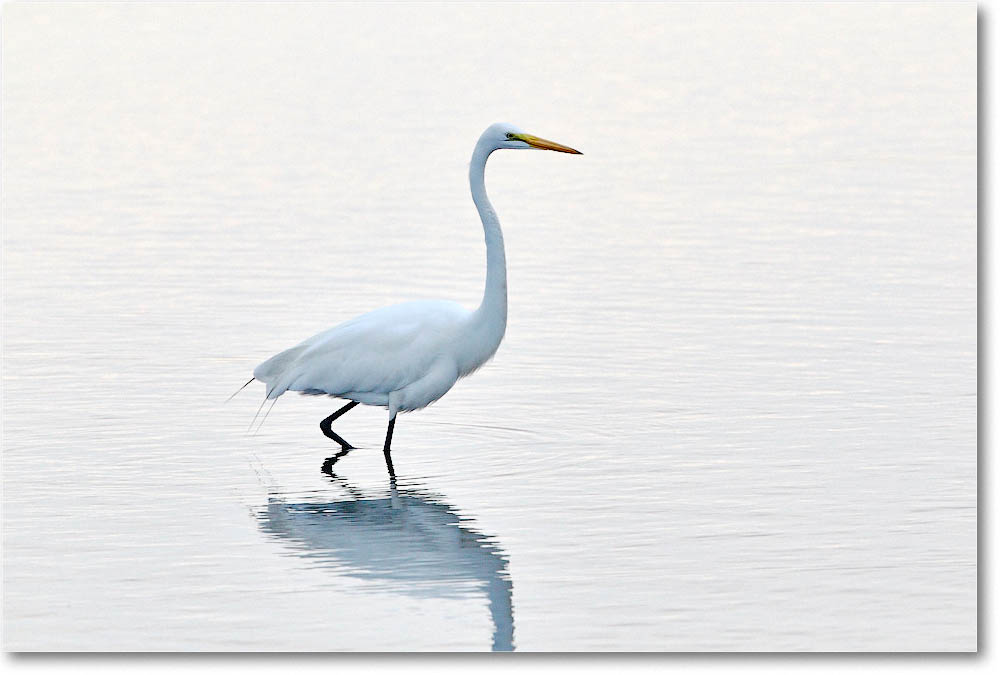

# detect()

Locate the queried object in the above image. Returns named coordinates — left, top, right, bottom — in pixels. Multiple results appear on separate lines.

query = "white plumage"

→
left=250, top=122, right=581, bottom=474
left=255, top=300, right=484, bottom=416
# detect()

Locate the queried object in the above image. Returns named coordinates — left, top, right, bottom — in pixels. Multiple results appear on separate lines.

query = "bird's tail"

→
left=247, top=393, right=279, bottom=436
left=226, top=377, right=255, bottom=402
left=228, top=376, right=280, bottom=435
left=244, top=345, right=310, bottom=434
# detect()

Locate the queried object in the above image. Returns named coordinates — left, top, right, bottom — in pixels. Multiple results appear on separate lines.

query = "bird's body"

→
left=254, top=298, right=497, bottom=415
left=249, top=122, right=581, bottom=477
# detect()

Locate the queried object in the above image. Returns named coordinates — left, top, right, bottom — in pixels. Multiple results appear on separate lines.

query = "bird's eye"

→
left=505, top=133, right=514, bottom=139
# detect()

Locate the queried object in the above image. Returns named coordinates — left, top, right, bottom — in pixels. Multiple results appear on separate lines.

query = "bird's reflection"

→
left=256, top=474, right=514, bottom=651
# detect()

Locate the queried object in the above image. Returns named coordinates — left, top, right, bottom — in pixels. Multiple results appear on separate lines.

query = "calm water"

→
left=3, top=3, right=976, bottom=651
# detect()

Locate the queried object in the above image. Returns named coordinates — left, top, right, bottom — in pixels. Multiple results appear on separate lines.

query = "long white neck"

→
left=469, top=137, right=507, bottom=349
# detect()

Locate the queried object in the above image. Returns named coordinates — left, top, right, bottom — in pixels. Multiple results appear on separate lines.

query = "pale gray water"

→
left=2, top=3, right=976, bottom=651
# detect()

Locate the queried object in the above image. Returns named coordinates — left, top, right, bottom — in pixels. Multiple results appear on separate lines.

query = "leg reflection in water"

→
left=320, top=447, right=353, bottom=476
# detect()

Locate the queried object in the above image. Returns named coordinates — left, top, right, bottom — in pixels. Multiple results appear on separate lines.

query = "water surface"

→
left=3, top=3, right=976, bottom=651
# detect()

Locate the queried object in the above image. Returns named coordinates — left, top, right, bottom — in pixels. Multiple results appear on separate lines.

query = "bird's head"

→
left=483, top=122, right=582, bottom=155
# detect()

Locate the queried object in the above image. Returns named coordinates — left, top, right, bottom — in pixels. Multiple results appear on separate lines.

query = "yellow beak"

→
left=511, top=133, right=582, bottom=155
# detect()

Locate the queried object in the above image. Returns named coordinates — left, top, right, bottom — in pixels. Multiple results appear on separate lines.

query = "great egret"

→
left=249, top=122, right=581, bottom=477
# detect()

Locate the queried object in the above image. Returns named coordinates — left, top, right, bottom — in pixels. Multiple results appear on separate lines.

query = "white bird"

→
left=248, top=123, right=581, bottom=477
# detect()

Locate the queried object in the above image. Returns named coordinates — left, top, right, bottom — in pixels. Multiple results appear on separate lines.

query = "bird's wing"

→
left=254, top=300, right=469, bottom=400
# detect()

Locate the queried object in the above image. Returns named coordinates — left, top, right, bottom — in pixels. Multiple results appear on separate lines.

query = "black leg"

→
left=319, top=401, right=359, bottom=450
left=383, top=416, right=396, bottom=479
